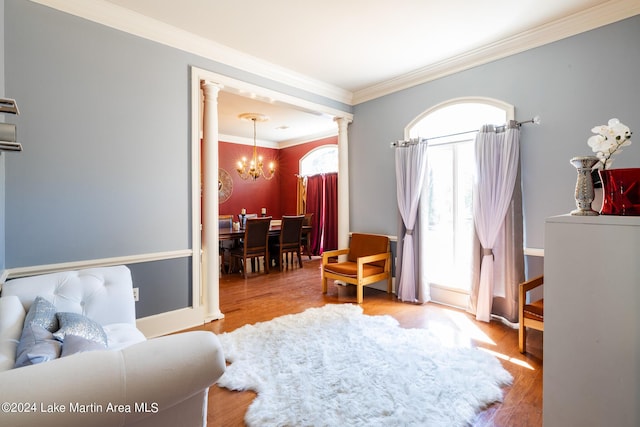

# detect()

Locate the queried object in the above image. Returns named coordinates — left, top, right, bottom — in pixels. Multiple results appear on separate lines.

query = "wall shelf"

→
left=0, top=98, right=21, bottom=152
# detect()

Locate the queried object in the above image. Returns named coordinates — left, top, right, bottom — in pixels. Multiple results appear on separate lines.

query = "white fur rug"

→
left=217, top=304, right=512, bottom=427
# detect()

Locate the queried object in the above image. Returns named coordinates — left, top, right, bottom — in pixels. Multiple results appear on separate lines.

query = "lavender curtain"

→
left=395, top=141, right=429, bottom=302
left=471, top=122, right=522, bottom=322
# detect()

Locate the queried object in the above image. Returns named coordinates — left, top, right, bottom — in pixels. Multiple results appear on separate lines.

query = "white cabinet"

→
left=544, top=214, right=640, bottom=427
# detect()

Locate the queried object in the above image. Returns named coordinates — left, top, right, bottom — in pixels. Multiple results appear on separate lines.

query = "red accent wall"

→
left=218, top=141, right=280, bottom=219
left=218, top=136, right=337, bottom=220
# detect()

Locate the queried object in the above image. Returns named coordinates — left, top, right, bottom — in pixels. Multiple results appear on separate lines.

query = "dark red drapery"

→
left=306, top=175, right=323, bottom=255
left=305, top=173, right=338, bottom=255
left=323, top=173, right=338, bottom=252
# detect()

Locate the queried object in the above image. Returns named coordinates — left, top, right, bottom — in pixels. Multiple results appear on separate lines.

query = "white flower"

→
left=588, top=118, right=632, bottom=169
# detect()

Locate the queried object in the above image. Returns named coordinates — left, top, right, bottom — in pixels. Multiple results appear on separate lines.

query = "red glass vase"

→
left=598, top=168, right=640, bottom=215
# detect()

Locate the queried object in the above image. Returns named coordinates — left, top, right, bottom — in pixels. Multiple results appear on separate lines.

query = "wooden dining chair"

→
left=218, top=215, right=233, bottom=228
left=218, top=215, right=234, bottom=273
left=269, top=215, right=305, bottom=270
left=238, top=213, right=258, bottom=229
left=230, top=217, right=272, bottom=278
left=300, top=213, right=314, bottom=259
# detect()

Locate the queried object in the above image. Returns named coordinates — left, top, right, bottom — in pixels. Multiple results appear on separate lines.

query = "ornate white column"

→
left=334, top=117, right=352, bottom=252
left=201, top=81, right=224, bottom=321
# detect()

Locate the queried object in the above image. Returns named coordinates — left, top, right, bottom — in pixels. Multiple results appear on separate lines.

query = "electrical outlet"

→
left=133, top=287, right=139, bottom=302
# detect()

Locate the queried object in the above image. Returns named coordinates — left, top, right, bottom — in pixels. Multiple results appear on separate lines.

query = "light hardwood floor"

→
left=183, top=257, right=543, bottom=427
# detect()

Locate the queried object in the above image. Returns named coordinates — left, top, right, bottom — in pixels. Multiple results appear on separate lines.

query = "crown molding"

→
left=353, top=0, right=640, bottom=104
left=278, top=130, right=338, bottom=148
left=218, top=130, right=338, bottom=149
left=29, top=0, right=640, bottom=107
left=199, top=69, right=353, bottom=121
left=218, top=134, right=280, bottom=149
left=29, top=0, right=354, bottom=105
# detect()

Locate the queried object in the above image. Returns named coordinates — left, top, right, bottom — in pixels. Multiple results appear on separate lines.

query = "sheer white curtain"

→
left=395, top=141, right=429, bottom=302
left=472, top=123, right=521, bottom=322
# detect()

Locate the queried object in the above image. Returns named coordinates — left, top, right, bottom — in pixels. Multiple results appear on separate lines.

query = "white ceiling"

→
left=217, top=91, right=339, bottom=147
left=35, top=0, right=640, bottom=144
left=101, top=0, right=613, bottom=92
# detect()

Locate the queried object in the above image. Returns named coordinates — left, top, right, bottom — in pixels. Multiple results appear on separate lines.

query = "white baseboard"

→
left=136, top=306, right=207, bottom=338
left=366, top=277, right=397, bottom=294
left=429, top=285, right=470, bottom=309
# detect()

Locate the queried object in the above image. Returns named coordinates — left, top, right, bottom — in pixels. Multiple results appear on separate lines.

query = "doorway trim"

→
left=190, top=66, right=353, bottom=322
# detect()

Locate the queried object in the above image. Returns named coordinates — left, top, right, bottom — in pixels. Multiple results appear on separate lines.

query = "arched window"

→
left=407, top=98, right=513, bottom=307
left=300, top=145, right=338, bottom=176
left=298, top=144, right=339, bottom=255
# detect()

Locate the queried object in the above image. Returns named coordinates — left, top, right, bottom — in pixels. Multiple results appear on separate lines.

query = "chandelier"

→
left=236, top=113, right=275, bottom=181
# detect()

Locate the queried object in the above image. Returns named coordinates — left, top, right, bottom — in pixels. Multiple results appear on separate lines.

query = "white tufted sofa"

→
left=0, top=265, right=225, bottom=427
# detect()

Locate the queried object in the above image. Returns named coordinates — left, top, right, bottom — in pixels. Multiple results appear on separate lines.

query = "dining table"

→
left=218, top=223, right=312, bottom=241
left=218, top=222, right=312, bottom=274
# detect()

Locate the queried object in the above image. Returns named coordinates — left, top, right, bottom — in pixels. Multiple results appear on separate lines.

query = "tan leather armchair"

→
left=518, top=275, right=544, bottom=354
left=321, top=233, right=392, bottom=304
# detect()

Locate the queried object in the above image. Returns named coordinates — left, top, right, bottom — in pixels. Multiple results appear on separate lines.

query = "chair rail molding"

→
left=0, top=250, right=207, bottom=338
left=0, top=249, right=192, bottom=282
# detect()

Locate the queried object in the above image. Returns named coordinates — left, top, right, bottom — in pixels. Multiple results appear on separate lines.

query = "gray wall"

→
left=5, top=2, right=192, bottom=265
left=350, top=15, right=640, bottom=250
left=2, top=1, right=349, bottom=317
left=127, top=258, right=192, bottom=318
left=3, top=2, right=638, bottom=316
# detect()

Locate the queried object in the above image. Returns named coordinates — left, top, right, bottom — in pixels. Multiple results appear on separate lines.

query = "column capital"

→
left=333, top=116, right=353, bottom=126
left=200, top=81, right=223, bottom=97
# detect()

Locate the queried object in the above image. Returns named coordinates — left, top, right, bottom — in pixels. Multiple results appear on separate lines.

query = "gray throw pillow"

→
left=53, top=312, right=108, bottom=347
left=14, top=324, right=61, bottom=368
left=24, top=296, right=58, bottom=332
left=61, top=334, right=106, bottom=357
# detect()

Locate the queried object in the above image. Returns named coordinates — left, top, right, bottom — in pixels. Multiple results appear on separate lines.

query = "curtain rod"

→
left=390, top=115, right=540, bottom=147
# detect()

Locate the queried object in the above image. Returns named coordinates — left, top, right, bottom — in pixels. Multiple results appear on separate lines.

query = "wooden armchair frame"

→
left=321, top=233, right=392, bottom=304
left=518, top=275, right=544, bottom=354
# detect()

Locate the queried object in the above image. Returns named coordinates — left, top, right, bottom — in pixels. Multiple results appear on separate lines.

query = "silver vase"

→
left=570, top=156, right=600, bottom=216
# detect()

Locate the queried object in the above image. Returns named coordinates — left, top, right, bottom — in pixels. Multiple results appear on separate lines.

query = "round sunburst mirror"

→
left=218, top=168, right=233, bottom=203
